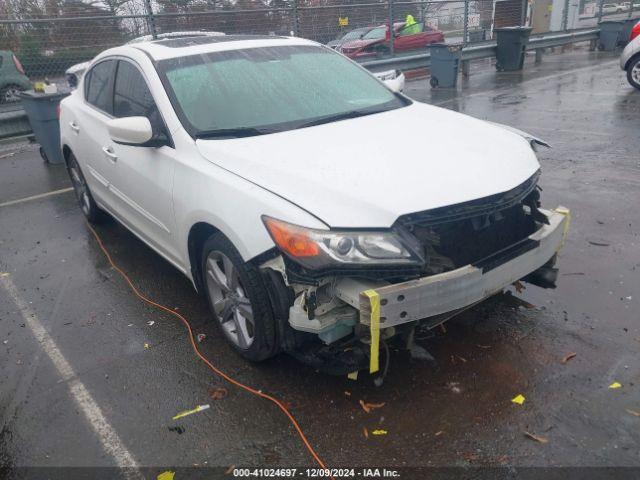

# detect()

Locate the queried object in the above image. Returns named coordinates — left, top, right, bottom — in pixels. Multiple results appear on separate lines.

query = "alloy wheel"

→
left=205, top=250, right=255, bottom=349
left=3, top=86, right=22, bottom=103
left=632, top=62, right=640, bottom=85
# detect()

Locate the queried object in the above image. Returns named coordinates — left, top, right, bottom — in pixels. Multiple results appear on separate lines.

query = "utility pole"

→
left=561, top=0, right=570, bottom=30
left=463, top=0, right=470, bottom=45
left=144, top=0, right=157, bottom=39
left=292, top=0, right=299, bottom=36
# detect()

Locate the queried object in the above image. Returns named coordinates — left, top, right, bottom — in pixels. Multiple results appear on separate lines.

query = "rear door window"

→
left=85, top=60, right=115, bottom=114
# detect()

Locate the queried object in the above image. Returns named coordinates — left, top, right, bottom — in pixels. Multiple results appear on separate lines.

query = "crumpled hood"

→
left=196, top=102, right=540, bottom=228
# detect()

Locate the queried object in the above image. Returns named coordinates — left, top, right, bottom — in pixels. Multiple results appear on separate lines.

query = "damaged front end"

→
left=259, top=170, right=570, bottom=375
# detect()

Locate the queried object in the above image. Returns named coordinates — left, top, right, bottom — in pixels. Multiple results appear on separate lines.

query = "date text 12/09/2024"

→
left=232, top=468, right=401, bottom=478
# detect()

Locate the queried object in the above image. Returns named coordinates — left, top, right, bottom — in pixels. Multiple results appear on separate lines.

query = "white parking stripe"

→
left=0, top=187, right=73, bottom=208
left=0, top=273, right=143, bottom=479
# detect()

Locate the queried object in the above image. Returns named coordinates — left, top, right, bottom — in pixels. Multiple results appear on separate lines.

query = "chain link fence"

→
left=0, top=0, right=637, bottom=101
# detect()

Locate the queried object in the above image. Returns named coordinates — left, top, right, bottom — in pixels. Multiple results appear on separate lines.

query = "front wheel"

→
left=627, top=56, right=640, bottom=90
left=201, top=233, right=279, bottom=361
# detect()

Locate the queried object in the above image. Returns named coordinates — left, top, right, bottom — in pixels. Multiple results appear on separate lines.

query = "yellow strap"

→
left=554, top=206, right=571, bottom=251
left=363, top=289, right=380, bottom=374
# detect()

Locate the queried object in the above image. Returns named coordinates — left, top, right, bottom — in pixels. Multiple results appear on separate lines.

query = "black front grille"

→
left=396, top=172, right=543, bottom=275
left=396, top=170, right=541, bottom=228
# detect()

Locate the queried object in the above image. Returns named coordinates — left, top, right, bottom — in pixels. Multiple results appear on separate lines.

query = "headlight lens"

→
left=262, top=216, right=424, bottom=270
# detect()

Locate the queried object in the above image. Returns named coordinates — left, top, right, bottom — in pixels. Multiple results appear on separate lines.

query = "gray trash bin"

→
left=494, top=26, right=532, bottom=71
left=598, top=20, right=624, bottom=51
left=429, top=43, right=462, bottom=88
left=19, top=90, right=69, bottom=165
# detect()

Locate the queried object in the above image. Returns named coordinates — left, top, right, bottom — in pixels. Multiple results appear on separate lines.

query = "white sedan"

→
left=60, top=35, right=568, bottom=372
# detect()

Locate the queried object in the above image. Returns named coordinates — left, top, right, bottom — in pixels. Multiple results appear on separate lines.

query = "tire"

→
left=627, top=55, right=640, bottom=90
left=66, top=152, right=105, bottom=223
left=0, top=84, right=25, bottom=104
left=201, top=233, right=279, bottom=362
left=430, top=76, right=439, bottom=88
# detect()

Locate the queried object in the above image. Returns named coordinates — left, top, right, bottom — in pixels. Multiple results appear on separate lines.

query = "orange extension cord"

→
left=86, top=223, right=330, bottom=472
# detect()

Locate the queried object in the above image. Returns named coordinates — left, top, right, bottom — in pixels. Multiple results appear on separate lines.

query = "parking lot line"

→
left=0, top=187, right=73, bottom=208
left=0, top=272, right=143, bottom=478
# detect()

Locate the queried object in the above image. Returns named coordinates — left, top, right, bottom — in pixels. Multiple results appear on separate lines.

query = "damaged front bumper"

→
left=281, top=207, right=569, bottom=345
left=344, top=207, right=570, bottom=329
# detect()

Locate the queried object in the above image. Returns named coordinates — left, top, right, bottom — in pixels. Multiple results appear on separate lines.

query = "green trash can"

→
left=429, top=43, right=462, bottom=88
left=598, top=20, right=624, bottom=51
left=494, top=26, right=532, bottom=71
left=19, top=90, right=69, bottom=165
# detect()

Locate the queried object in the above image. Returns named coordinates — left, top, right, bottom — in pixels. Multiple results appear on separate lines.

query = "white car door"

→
left=103, top=58, right=181, bottom=267
left=73, top=59, right=118, bottom=207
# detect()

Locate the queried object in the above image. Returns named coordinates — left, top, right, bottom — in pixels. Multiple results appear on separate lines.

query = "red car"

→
left=340, top=22, right=444, bottom=59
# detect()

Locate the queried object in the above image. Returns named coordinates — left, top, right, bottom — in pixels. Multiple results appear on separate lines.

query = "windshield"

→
left=159, top=45, right=406, bottom=138
left=362, top=26, right=387, bottom=40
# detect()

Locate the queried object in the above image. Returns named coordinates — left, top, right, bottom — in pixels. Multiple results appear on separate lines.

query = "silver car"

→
left=621, top=20, right=640, bottom=90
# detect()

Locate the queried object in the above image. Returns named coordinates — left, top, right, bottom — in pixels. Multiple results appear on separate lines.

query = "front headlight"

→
left=262, top=216, right=425, bottom=270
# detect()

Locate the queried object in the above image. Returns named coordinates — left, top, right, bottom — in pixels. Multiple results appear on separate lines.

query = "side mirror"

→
left=107, top=116, right=153, bottom=146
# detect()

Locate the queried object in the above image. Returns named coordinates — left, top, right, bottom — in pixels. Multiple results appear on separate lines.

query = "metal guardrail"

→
left=0, top=108, right=32, bottom=140
left=361, top=27, right=601, bottom=71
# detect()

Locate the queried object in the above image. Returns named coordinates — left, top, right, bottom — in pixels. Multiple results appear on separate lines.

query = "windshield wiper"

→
left=296, top=109, right=387, bottom=129
left=195, top=127, right=275, bottom=139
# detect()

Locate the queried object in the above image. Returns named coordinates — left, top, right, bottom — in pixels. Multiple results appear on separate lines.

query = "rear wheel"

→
left=201, top=233, right=279, bottom=361
left=430, top=76, right=439, bottom=88
left=627, top=56, right=640, bottom=90
left=66, top=152, right=104, bottom=223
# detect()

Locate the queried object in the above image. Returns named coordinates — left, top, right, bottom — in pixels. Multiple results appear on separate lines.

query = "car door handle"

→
left=69, top=121, right=80, bottom=133
left=102, top=146, right=118, bottom=162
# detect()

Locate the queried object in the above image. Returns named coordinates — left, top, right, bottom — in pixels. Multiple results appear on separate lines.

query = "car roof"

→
left=127, top=30, right=225, bottom=44
left=125, top=34, right=319, bottom=61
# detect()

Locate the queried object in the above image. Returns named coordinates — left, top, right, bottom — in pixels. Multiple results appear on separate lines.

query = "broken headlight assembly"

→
left=262, top=216, right=425, bottom=270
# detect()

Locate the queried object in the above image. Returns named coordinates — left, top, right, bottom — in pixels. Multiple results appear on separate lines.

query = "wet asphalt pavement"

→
left=0, top=47, right=639, bottom=477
